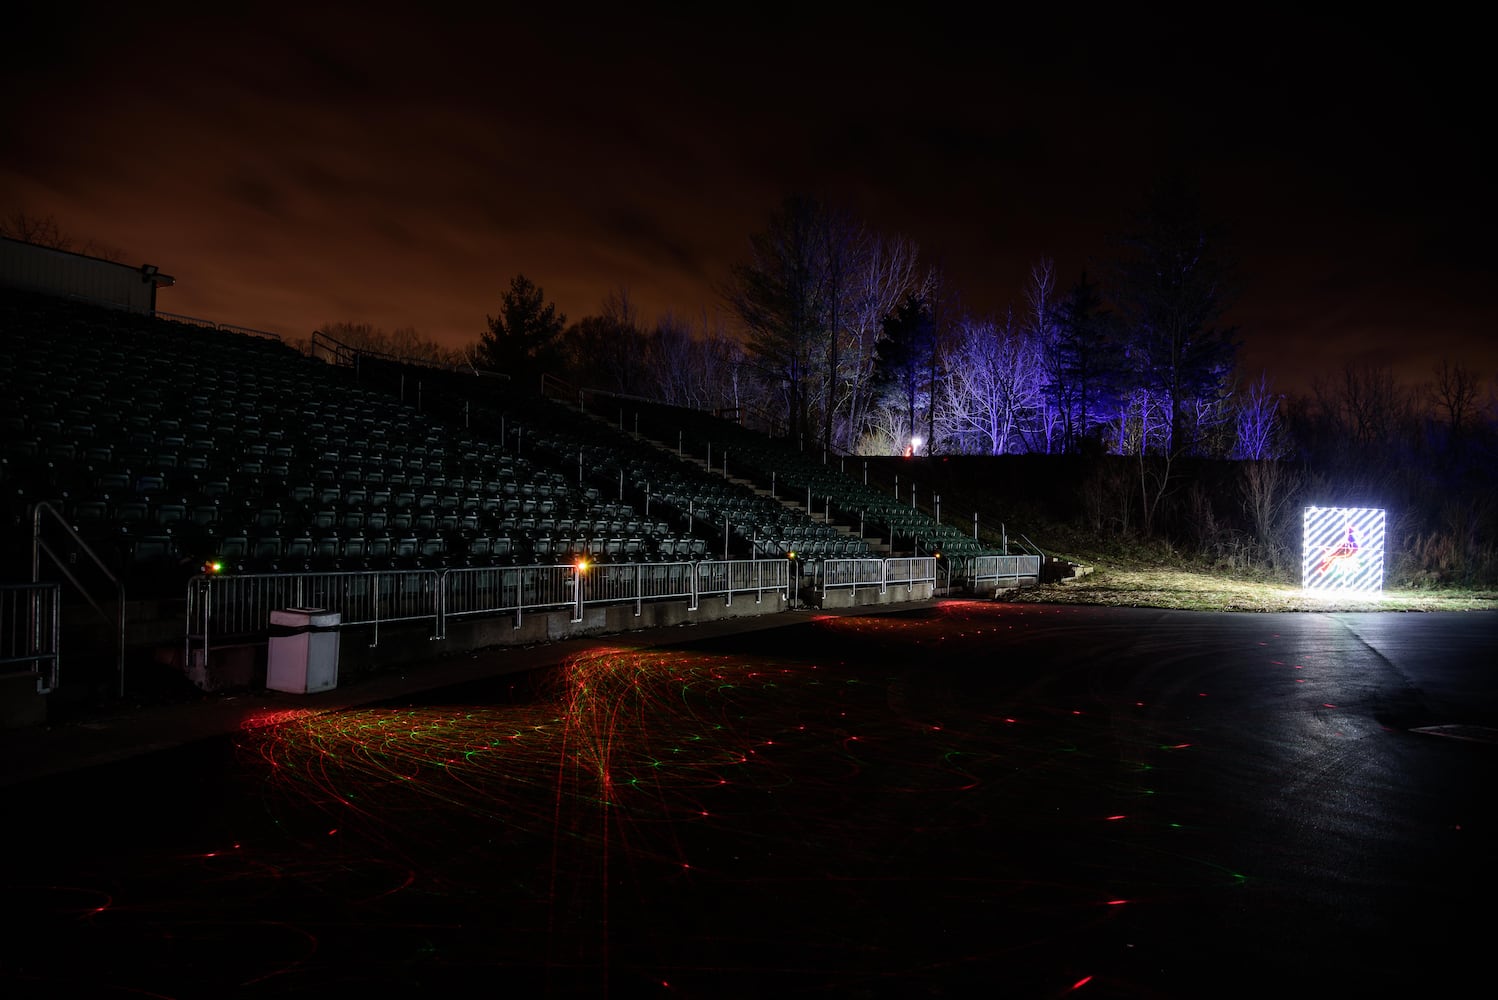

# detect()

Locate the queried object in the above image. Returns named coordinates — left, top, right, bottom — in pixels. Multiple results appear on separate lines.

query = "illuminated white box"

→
left=1302, top=507, right=1385, bottom=593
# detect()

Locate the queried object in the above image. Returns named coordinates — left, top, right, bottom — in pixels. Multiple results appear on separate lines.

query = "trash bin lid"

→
left=270, top=608, right=342, bottom=628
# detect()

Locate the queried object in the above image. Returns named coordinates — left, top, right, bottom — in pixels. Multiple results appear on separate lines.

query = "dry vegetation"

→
left=1002, top=563, right=1498, bottom=612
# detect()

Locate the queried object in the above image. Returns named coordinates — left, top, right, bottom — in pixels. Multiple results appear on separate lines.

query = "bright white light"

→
left=1302, top=506, right=1385, bottom=593
left=911, top=436, right=923, bottom=449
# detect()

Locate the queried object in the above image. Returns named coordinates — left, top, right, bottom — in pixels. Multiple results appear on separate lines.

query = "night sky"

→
left=5, top=6, right=1493, bottom=399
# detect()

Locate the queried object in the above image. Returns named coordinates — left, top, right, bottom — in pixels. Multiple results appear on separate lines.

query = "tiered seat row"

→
left=617, top=398, right=1002, bottom=561
left=520, top=395, right=873, bottom=561
left=1, top=291, right=720, bottom=593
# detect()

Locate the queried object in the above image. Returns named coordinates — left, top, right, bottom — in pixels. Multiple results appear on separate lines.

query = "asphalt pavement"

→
left=3, top=601, right=1495, bottom=999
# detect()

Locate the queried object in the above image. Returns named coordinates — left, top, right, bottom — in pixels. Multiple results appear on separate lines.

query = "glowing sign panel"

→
left=1302, top=506, right=1385, bottom=593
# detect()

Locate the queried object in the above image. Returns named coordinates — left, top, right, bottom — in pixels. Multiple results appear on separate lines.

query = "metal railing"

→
left=695, top=558, right=790, bottom=607
left=154, top=310, right=282, bottom=340
left=817, top=558, right=886, bottom=599
left=883, top=556, right=938, bottom=593
left=186, top=569, right=443, bottom=672
left=32, top=501, right=125, bottom=696
left=966, top=554, right=1042, bottom=591
left=185, top=558, right=797, bottom=672
left=575, top=561, right=698, bottom=616
left=818, top=556, right=937, bottom=599
left=1, top=582, right=60, bottom=693
left=443, top=564, right=581, bottom=628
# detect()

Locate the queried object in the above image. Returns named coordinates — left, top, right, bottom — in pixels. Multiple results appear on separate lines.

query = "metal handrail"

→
left=31, top=501, right=126, bottom=696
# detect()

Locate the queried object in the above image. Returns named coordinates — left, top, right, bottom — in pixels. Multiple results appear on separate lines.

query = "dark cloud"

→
left=3, top=6, right=1494, bottom=397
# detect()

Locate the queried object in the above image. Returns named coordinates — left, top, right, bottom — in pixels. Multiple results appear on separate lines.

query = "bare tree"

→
left=1239, top=458, right=1301, bottom=569
left=837, top=234, right=922, bottom=453
left=1, top=210, right=127, bottom=261
left=640, top=311, right=755, bottom=421
left=938, top=311, right=1044, bottom=454
left=1023, top=257, right=1065, bottom=452
left=319, top=320, right=466, bottom=366
left=557, top=286, right=650, bottom=395
left=853, top=397, right=909, bottom=456
left=1231, top=372, right=1287, bottom=460
left=816, top=207, right=866, bottom=453
left=1429, top=358, right=1482, bottom=441
left=1311, top=360, right=1415, bottom=453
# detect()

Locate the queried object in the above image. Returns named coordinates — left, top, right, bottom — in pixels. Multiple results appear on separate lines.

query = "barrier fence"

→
left=1, top=582, right=60, bottom=693
left=186, top=558, right=793, bottom=672
left=185, top=569, right=442, bottom=671
left=968, top=554, right=1043, bottom=591
left=185, top=554, right=1001, bottom=673
left=816, top=556, right=939, bottom=599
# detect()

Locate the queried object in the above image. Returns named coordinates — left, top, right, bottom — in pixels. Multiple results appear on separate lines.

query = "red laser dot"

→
left=1107, top=899, right=1128, bottom=905
left=1071, top=975, right=1093, bottom=990
left=1106, top=815, right=1126, bottom=821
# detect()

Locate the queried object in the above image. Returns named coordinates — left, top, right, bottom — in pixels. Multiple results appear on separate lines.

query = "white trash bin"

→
left=266, top=608, right=341, bottom=693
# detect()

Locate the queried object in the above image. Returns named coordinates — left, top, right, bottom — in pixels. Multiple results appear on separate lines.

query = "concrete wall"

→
left=811, top=582, right=936, bottom=609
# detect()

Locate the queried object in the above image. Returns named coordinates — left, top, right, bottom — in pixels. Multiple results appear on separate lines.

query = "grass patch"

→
left=1003, top=564, right=1498, bottom=613
left=985, top=520, right=1498, bottom=612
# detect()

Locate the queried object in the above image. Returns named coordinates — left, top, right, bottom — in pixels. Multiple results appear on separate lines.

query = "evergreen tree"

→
left=478, top=273, right=567, bottom=392
left=874, top=292, right=935, bottom=454
left=723, top=195, right=829, bottom=445
left=1110, top=174, right=1240, bottom=455
left=1054, top=271, right=1125, bottom=454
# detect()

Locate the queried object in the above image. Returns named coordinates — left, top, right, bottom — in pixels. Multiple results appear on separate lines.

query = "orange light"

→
left=576, top=559, right=590, bottom=572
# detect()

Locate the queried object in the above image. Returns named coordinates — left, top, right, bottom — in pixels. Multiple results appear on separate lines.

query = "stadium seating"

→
left=2, top=287, right=1004, bottom=604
